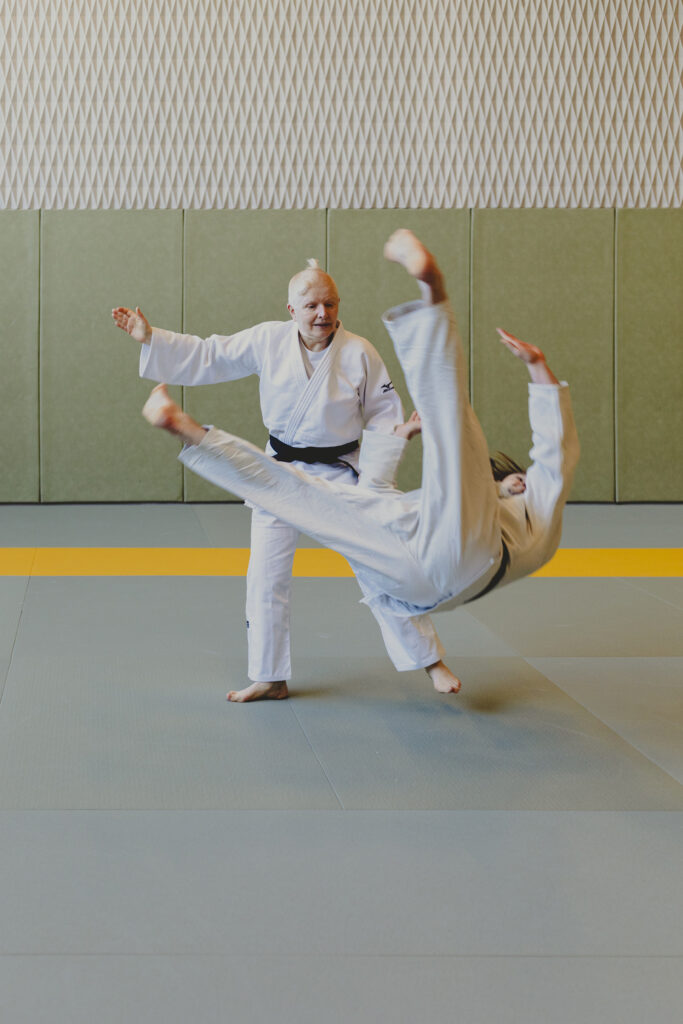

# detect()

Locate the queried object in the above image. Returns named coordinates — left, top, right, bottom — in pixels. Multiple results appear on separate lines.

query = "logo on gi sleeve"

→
left=381, top=381, right=395, bottom=393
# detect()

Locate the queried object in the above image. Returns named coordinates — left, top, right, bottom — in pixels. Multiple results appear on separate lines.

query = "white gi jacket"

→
left=140, top=320, right=403, bottom=467
left=178, top=302, right=580, bottom=621
left=353, top=381, right=580, bottom=616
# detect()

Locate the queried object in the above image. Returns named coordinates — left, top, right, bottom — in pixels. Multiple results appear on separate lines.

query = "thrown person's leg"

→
left=143, top=386, right=433, bottom=604
left=382, top=232, right=501, bottom=598
left=354, top=567, right=460, bottom=693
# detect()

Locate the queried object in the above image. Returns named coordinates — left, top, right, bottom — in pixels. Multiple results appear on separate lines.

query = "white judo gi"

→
left=140, top=318, right=444, bottom=679
left=177, top=300, right=580, bottom=615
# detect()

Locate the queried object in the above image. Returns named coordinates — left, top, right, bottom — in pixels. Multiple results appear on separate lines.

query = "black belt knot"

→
left=465, top=540, right=510, bottom=604
left=269, top=435, right=359, bottom=465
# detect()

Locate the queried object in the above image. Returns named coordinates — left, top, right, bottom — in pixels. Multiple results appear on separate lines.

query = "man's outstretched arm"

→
left=112, top=306, right=152, bottom=344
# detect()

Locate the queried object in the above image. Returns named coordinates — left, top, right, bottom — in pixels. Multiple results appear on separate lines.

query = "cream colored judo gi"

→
left=177, top=300, right=580, bottom=617
left=140, top=318, right=444, bottom=678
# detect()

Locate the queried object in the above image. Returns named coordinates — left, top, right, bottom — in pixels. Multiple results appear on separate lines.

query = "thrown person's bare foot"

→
left=142, top=384, right=207, bottom=445
left=383, top=229, right=447, bottom=304
left=426, top=660, right=461, bottom=694
left=227, top=681, right=289, bottom=703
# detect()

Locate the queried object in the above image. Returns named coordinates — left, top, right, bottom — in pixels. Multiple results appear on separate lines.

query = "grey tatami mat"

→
left=1, top=954, right=681, bottom=1024
left=627, top=577, right=683, bottom=610
left=1, top=504, right=682, bottom=1021
left=0, top=503, right=209, bottom=546
left=468, top=577, right=683, bottom=656
left=560, top=503, right=683, bottom=547
left=287, top=655, right=683, bottom=809
left=529, top=657, right=683, bottom=785
left=3, top=578, right=681, bottom=810
left=2, top=811, right=682, bottom=956
left=0, top=577, right=27, bottom=701
left=0, top=578, right=27, bottom=654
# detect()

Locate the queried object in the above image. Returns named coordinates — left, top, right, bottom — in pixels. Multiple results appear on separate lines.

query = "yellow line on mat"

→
left=0, top=548, right=681, bottom=578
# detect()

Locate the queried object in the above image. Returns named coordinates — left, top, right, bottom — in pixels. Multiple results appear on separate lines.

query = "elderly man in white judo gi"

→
left=113, top=260, right=459, bottom=701
left=139, top=230, right=580, bottom=657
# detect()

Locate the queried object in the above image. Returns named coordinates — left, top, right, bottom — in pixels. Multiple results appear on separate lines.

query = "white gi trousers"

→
left=247, top=500, right=444, bottom=680
left=181, top=301, right=504, bottom=616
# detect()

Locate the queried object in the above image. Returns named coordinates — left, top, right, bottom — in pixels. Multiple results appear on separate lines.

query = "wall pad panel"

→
left=183, top=210, right=327, bottom=500
left=40, top=211, right=184, bottom=501
left=328, top=209, right=470, bottom=491
left=616, top=210, right=683, bottom=501
left=0, top=212, right=40, bottom=501
left=472, top=209, right=615, bottom=502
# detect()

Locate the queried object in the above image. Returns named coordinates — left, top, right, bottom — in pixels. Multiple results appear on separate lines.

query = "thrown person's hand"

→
left=496, top=327, right=545, bottom=365
left=111, top=306, right=152, bottom=344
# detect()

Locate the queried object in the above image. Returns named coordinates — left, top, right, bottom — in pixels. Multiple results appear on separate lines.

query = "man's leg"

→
left=382, top=232, right=501, bottom=597
left=228, top=510, right=297, bottom=703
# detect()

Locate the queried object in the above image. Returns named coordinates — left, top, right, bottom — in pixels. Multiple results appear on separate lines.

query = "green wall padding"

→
left=0, top=212, right=40, bottom=501
left=40, top=211, right=184, bottom=501
left=616, top=210, right=683, bottom=501
left=0, top=207, right=679, bottom=504
left=472, top=209, right=615, bottom=502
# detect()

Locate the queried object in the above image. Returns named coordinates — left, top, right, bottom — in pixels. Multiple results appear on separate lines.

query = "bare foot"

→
left=425, top=660, right=461, bottom=695
left=227, top=681, right=289, bottom=703
left=142, top=384, right=207, bottom=445
left=383, top=229, right=446, bottom=304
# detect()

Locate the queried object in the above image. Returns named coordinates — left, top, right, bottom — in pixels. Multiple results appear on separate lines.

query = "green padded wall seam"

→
left=468, top=207, right=474, bottom=397
left=182, top=208, right=187, bottom=503
left=613, top=208, right=620, bottom=502
left=37, top=209, right=43, bottom=502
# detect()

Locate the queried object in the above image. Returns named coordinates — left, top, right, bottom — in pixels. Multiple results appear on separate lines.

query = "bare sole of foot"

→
left=142, top=384, right=208, bottom=445
left=384, top=228, right=433, bottom=276
left=227, top=681, right=289, bottom=703
left=383, top=229, right=446, bottom=304
left=426, top=661, right=461, bottom=695
left=142, top=384, right=182, bottom=431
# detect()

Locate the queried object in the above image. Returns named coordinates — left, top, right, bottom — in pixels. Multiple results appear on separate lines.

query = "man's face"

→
left=288, top=278, right=340, bottom=348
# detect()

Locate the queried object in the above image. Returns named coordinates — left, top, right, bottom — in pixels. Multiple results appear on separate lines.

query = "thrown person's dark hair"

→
left=489, top=451, right=526, bottom=482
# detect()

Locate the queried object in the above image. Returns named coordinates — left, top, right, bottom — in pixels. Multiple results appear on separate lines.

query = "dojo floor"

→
left=0, top=503, right=682, bottom=1023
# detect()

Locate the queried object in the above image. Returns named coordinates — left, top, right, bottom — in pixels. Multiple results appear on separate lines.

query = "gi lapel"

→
left=281, top=324, right=343, bottom=444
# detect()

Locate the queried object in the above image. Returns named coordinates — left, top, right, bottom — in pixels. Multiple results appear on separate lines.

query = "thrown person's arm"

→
left=112, top=305, right=263, bottom=385
left=495, top=328, right=580, bottom=581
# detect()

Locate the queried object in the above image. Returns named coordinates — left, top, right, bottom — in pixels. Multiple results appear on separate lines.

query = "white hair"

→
left=287, top=259, right=338, bottom=305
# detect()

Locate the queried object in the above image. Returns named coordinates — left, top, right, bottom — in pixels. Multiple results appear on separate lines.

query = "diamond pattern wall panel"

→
left=2, top=0, right=682, bottom=209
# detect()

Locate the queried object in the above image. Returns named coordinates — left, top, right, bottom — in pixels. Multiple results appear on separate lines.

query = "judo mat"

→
left=0, top=502, right=681, bottom=1023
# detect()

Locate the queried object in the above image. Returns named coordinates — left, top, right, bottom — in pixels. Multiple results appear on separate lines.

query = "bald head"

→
left=287, top=259, right=339, bottom=305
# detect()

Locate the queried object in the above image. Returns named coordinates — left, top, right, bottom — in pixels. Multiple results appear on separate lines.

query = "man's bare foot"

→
left=142, top=384, right=207, bottom=445
left=383, top=229, right=446, bottom=304
left=426, top=660, right=461, bottom=695
left=227, top=681, right=289, bottom=703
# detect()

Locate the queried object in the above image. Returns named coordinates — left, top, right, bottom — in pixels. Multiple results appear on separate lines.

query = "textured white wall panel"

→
left=2, top=0, right=682, bottom=208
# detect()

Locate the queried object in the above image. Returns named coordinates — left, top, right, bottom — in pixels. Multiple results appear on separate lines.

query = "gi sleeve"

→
left=523, top=382, right=580, bottom=540
left=358, top=345, right=404, bottom=432
left=139, top=322, right=265, bottom=385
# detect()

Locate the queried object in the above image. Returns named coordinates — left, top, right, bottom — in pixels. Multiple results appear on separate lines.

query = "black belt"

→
left=269, top=435, right=359, bottom=465
left=465, top=541, right=510, bottom=604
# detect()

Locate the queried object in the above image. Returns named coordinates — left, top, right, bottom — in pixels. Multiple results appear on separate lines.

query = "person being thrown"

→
left=141, top=231, right=579, bottom=660
left=113, top=256, right=459, bottom=701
